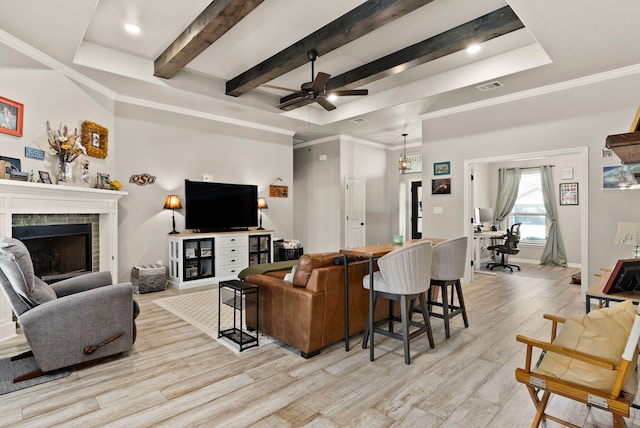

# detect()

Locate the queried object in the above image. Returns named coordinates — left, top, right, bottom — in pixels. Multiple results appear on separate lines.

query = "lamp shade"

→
left=257, top=196, right=268, bottom=209
left=615, top=221, right=640, bottom=258
left=614, top=222, right=640, bottom=245
left=163, top=194, right=182, bottom=210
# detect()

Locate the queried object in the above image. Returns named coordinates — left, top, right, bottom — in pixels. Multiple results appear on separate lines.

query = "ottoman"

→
left=131, top=264, right=167, bottom=294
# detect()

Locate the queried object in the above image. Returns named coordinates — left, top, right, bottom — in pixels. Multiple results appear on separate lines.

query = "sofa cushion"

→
left=0, top=237, right=57, bottom=306
left=537, top=300, right=637, bottom=393
left=292, top=253, right=340, bottom=288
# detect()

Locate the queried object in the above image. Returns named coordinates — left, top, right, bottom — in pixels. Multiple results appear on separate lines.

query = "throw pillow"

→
left=292, top=253, right=339, bottom=287
left=0, top=237, right=56, bottom=306
left=537, top=300, right=637, bottom=393
left=283, top=265, right=297, bottom=283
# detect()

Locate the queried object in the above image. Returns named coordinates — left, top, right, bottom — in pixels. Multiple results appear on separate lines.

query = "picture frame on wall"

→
left=0, top=96, right=24, bottom=137
left=431, top=178, right=451, bottom=195
left=433, top=161, right=450, bottom=176
left=559, top=182, right=578, bottom=205
left=81, top=121, right=108, bottom=159
left=630, top=106, right=640, bottom=132
left=602, top=165, right=640, bottom=190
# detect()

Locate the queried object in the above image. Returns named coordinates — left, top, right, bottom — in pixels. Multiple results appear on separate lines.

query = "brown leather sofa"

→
left=245, top=252, right=387, bottom=358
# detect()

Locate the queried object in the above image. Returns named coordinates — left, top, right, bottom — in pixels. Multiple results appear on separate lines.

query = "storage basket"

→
left=131, top=264, right=167, bottom=294
left=281, top=247, right=303, bottom=261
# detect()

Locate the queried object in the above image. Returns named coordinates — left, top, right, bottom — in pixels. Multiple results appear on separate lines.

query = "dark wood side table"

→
left=218, top=280, right=259, bottom=351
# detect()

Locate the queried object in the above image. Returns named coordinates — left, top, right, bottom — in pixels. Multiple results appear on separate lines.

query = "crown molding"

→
left=420, top=63, right=640, bottom=120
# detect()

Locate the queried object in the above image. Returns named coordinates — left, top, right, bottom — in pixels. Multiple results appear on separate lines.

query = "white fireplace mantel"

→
left=0, top=180, right=127, bottom=341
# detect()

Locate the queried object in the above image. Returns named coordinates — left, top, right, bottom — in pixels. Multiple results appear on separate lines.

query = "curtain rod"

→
left=504, top=165, right=555, bottom=171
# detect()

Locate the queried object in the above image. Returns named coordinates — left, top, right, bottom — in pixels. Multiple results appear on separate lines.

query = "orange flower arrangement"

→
left=46, top=121, right=86, bottom=163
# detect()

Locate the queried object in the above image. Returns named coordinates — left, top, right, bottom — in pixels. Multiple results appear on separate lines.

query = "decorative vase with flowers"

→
left=47, top=121, right=86, bottom=183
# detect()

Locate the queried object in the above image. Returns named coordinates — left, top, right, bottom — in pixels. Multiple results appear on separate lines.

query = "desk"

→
left=340, top=238, right=444, bottom=357
left=473, top=231, right=505, bottom=275
left=585, top=271, right=640, bottom=313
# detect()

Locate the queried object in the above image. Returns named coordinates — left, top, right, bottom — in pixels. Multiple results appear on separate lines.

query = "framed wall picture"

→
left=559, top=182, right=578, bottom=205
left=81, top=121, right=108, bottom=158
left=433, top=161, right=450, bottom=176
left=602, top=165, right=640, bottom=190
left=431, top=178, right=451, bottom=194
left=630, top=106, right=640, bottom=132
left=0, top=96, right=24, bottom=137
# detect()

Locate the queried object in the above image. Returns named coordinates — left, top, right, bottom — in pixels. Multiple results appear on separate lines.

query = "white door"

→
left=345, top=177, right=366, bottom=249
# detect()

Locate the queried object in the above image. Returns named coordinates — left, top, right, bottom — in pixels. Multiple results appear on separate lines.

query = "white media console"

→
left=168, top=230, right=273, bottom=289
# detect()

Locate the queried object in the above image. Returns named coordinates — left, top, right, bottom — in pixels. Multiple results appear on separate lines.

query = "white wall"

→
left=421, top=71, right=640, bottom=286
left=114, top=103, right=294, bottom=282
left=340, top=137, right=392, bottom=246
left=0, top=69, right=115, bottom=184
left=293, top=138, right=342, bottom=253
left=0, top=68, right=294, bottom=284
left=293, top=136, right=393, bottom=253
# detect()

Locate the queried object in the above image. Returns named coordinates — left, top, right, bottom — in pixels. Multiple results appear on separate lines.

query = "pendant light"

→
left=398, top=133, right=411, bottom=172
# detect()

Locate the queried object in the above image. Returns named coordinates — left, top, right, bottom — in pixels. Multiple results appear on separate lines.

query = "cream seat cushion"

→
left=537, top=300, right=637, bottom=394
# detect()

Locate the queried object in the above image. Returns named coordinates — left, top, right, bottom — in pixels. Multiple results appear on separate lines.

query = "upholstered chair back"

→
left=377, top=240, right=433, bottom=295
left=431, top=236, right=468, bottom=281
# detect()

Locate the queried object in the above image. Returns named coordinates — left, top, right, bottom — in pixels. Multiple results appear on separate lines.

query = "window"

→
left=507, top=171, right=547, bottom=242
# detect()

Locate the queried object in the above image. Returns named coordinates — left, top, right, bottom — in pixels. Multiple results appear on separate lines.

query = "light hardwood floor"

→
left=1, top=264, right=638, bottom=427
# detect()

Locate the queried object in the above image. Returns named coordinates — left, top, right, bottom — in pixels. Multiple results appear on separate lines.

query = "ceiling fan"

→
left=262, top=50, right=369, bottom=111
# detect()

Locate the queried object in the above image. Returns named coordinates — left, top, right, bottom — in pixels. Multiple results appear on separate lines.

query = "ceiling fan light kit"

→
left=263, top=49, right=369, bottom=111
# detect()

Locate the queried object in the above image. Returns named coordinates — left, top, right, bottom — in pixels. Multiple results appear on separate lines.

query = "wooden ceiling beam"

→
left=154, top=0, right=264, bottom=79
left=279, top=6, right=524, bottom=111
left=225, top=0, right=435, bottom=97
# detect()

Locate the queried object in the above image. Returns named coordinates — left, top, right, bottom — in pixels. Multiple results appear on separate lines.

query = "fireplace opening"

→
left=12, top=223, right=92, bottom=283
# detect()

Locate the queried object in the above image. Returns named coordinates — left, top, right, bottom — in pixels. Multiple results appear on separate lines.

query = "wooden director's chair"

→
left=515, top=303, right=640, bottom=427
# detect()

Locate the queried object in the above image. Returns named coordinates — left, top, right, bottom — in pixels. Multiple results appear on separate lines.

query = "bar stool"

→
left=425, top=236, right=469, bottom=339
left=361, top=240, right=435, bottom=365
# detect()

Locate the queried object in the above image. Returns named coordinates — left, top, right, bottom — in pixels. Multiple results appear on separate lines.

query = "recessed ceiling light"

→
left=124, top=23, right=141, bottom=34
left=327, top=93, right=338, bottom=101
left=466, top=44, right=481, bottom=54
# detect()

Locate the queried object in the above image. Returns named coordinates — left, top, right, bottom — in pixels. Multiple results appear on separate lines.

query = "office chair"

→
left=486, top=223, right=521, bottom=273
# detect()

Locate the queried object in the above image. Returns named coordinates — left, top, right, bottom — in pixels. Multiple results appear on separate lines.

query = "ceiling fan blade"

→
left=262, top=84, right=305, bottom=94
left=311, top=72, right=331, bottom=92
left=277, top=95, right=308, bottom=110
left=316, top=97, right=336, bottom=111
left=330, top=89, right=369, bottom=96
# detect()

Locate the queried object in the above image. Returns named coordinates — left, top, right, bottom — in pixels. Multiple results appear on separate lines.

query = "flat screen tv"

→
left=184, top=180, right=258, bottom=232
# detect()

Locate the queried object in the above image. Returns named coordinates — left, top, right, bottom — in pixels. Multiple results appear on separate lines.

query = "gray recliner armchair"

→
left=0, top=237, right=138, bottom=382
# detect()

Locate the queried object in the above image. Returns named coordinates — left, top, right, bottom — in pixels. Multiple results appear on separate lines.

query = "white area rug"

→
left=154, top=287, right=274, bottom=353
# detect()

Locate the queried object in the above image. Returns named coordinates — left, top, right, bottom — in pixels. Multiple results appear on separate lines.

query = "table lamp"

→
left=257, top=196, right=268, bottom=230
left=163, top=194, right=182, bottom=234
left=614, top=221, right=640, bottom=258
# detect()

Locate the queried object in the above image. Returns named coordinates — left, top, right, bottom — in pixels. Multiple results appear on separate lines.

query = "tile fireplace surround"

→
left=0, top=180, right=127, bottom=341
